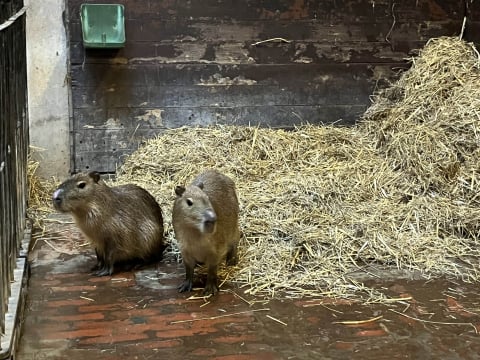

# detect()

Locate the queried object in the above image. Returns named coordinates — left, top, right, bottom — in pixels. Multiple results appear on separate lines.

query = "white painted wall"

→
left=26, top=0, right=70, bottom=180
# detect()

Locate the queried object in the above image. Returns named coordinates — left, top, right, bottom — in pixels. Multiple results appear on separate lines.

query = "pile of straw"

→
left=114, top=37, right=480, bottom=301
left=27, top=148, right=57, bottom=229
left=361, top=37, right=480, bottom=200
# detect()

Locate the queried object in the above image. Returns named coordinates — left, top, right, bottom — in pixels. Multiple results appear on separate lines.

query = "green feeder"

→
left=80, top=4, right=125, bottom=48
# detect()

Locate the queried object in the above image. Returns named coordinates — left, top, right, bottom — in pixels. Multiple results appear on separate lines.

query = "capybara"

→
left=172, top=169, right=240, bottom=295
left=52, top=171, right=165, bottom=276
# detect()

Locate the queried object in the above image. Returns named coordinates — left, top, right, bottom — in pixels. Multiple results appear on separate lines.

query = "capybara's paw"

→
left=203, top=281, right=219, bottom=296
left=92, top=264, right=113, bottom=277
left=90, top=261, right=103, bottom=272
left=178, top=280, right=193, bottom=293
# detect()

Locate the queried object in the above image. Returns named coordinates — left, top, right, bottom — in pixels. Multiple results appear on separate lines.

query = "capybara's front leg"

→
left=204, top=264, right=219, bottom=295
left=90, top=248, right=104, bottom=272
left=92, top=245, right=115, bottom=276
left=178, top=262, right=194, bottom=292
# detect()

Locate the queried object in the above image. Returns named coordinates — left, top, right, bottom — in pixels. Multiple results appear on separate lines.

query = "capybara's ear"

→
left=197, top=182, right=204, bottom=190
left=88, top=171, right=101, bottom=183
left=175, top=186, right=186, bottom=197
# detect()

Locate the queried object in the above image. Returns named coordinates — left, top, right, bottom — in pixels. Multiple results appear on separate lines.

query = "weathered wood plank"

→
left=69, top=17, right=463, bottom=44
left=70, top=39, right=434, bottom=66
left=465, top=21, right=480, bottom=45
left=68, top=0, right=465, bottom=22
left=71, top=63, right=404, bottom=87
left=73, top=104, right=366, bottom=133
left=74, top=149, right=135, bottom=173
left=71, top=82, right=373, bottom=110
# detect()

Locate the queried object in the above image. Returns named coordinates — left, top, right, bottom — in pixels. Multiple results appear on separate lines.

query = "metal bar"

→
left=0, top=2, right=28, bottom=337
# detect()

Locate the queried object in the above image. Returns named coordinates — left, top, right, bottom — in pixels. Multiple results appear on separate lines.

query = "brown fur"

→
left=52, top=171, right=165, bottom=276
left=173, top=169, right=240, bottom=295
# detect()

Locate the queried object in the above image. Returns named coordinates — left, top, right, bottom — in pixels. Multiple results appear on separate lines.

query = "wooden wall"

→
left=66, top=0, right=479, bottom=173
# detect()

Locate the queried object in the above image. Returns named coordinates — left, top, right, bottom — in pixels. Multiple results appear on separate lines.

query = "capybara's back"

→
left=173, top=169, right=240, bottom=295
left=52, top=171, right=165, bottom=276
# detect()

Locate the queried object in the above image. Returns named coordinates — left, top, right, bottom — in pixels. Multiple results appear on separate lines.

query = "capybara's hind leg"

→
left=92, top=247, right=115, bottom=276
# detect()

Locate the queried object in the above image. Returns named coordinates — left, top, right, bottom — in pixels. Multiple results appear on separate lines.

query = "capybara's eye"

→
left=186, top=198, right=193, bottom=207
left=77, top=181, right=87, bottom=189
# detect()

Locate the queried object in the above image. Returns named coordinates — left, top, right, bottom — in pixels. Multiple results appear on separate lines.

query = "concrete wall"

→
left=26, top=0, right=70, bottom=180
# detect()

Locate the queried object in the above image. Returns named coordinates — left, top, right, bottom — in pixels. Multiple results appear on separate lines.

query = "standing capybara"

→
left=172, top=169, right=240, bottom=295
left=52, top=171, right=165, bottom=276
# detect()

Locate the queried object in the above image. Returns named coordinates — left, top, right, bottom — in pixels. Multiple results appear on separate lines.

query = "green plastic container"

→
left=80, top=4, right=125, bottom=48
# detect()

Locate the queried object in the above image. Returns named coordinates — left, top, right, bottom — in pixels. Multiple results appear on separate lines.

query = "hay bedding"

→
left=29, top=37, right=480, bottom=302
left=112, top=37, right=480, bottom=301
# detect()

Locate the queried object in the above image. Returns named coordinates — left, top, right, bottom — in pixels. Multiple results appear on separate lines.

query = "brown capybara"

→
left=172, top=169, right=240, bottom=295
left=52, top=171, right=165, bottom=276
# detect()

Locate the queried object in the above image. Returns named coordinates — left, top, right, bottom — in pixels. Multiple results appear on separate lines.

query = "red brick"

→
left=110, top=279, right=136, bottom=288
left=189, top=315, right=254, bottom=330
left=335, top=341, right=355, bottom=350
left=78, top=302, right=137, bottom=313
left=161, top=312, right=206, bottom=324
left=75, top=319, right=127, bottom=330
left=45, top=273, right=85, bottom=280
left=47, top=299, right=93, bottom=308
left=211, top=353, right=280, bottom=360
left=305, top=316, right=320, bottom=325
left=79, top=332, right=149, bottom=345
left=354, top=329, right=388, bottom=337
left=134, top=339, right=183, bottom=349
left=155, top=328, right=217, bottom=339
left=214, top=334, right=257, bottom=344
left=111, top=272, right=135, bottom=280
left=106, top=312, right=197, bottom=330
left=75, top=317, right=189, bottom=338
left=190, top=348, right=217, bottom=356
left=54, top=313, right=105, bottom=322
left=109, top=307, right=161, bottom=318
left=43, top=327, right=111, bottom=340
left=50, top=285, right=98, bottom=292
left=152, top=314, right=254, bottom=340
left=107, top=273, right=136, bottom=288
left=87, top=276, right=113, bottom=284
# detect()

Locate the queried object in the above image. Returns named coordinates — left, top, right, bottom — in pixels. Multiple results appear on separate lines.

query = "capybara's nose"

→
left=203, top=209, right=217, bottom=233
left=52, top=188, right=63, bottom=206
left=204, top=209, right=217, bottom=224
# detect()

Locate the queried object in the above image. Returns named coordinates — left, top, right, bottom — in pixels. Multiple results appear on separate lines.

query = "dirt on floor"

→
left=16, top=220, right=480, bottom=360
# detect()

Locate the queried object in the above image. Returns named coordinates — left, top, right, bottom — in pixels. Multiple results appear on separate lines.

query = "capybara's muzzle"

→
left=52, top=188, right=64, bottom=209
left=202, top=209, right=217, bottom=233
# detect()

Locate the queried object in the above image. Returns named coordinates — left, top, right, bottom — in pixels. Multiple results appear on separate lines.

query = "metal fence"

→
left=0, top=0, right=28, bottom=336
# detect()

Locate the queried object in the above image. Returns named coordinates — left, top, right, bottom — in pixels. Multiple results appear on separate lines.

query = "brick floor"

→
left=15, top=223, right=480, bottom=360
